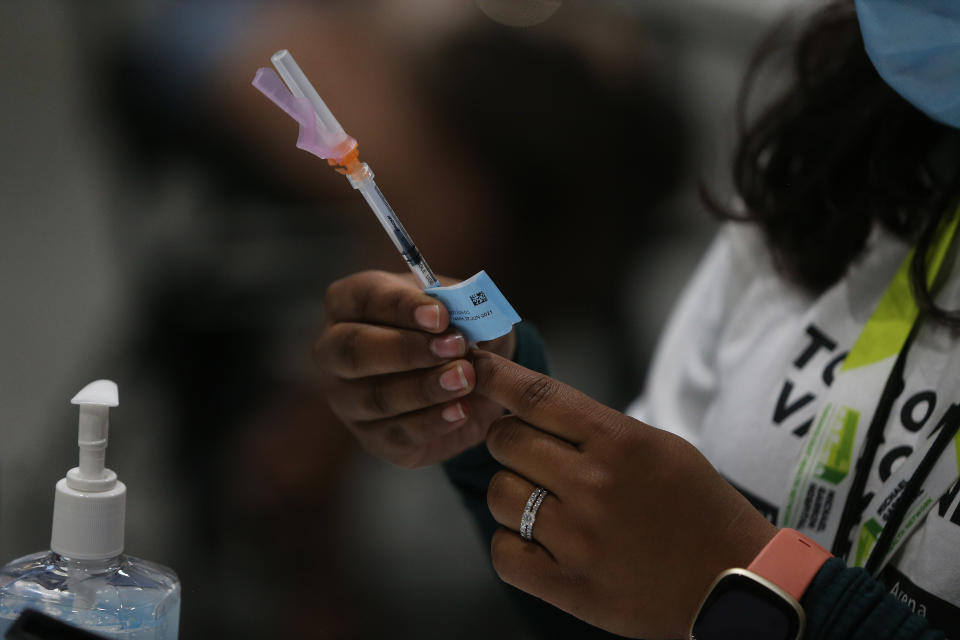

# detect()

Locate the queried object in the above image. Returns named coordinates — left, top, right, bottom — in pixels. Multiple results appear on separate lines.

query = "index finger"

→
left=325, top=270, right=450, bottom=333
left=472, top=350, right=613, bottom=445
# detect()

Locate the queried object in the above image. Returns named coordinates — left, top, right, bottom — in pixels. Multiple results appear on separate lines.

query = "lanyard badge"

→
left=780, top=205, right=960, bottom=573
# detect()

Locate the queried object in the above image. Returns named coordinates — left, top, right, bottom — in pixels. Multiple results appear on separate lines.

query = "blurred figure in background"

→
left=3, top=0, right=809, bottom=637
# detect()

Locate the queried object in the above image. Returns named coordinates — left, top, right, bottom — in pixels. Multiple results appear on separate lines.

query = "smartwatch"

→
left=689, top=528, right=832, bottom=640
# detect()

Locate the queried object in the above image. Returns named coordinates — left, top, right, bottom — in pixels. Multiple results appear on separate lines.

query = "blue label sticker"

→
left=425, top=270, right=521, bottom=343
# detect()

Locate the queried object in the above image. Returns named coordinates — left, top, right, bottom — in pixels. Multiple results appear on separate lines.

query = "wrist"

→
left=692, top=500, right=777, bottom=614
left=747, top=528, right=833, bottom=602
left=723, top=503, right=779, bottom=571
left=690, top=528, right=832, bottom=640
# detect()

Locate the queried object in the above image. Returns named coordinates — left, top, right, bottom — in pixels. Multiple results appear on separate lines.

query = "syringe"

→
left=348, top=172, right=440, bottom=289
left=254, top=50, right=440, bottom=289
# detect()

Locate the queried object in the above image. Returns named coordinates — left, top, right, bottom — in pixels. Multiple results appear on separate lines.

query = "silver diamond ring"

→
left=520, top=487, right=548, bottom=542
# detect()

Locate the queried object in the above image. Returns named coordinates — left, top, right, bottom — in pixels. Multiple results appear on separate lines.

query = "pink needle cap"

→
left=252, top=67, right=356, bottom=161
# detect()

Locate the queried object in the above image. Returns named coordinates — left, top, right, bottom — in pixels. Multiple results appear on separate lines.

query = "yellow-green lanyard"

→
left=781, top=204, right=960, bottom=573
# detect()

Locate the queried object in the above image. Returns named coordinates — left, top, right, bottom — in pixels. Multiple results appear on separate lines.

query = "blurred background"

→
left=0, top=0, right=799, bottom=637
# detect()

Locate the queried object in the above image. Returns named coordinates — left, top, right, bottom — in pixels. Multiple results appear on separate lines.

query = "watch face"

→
left=690, top=570, right=803, bottom=640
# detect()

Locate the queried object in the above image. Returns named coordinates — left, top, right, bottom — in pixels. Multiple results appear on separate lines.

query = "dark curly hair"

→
left=707, top=0, right=960, bottom=325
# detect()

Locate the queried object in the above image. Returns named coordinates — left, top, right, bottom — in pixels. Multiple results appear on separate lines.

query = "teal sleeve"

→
left=509, top=321, right=551, bottom=376
left=802, top=558, right=946, bottom=640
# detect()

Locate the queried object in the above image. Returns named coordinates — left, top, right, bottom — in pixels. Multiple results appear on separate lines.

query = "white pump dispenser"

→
left=0, top=379, right=180, bottom=639
left=50, top=379, right=126, bottom=560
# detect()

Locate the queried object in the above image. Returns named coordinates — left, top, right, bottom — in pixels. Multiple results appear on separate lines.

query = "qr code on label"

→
left=470, top=291, right=488, bottom=306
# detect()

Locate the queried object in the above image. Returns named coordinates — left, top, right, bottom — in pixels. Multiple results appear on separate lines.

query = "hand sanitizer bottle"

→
left=0, top=380, right=180, bottom=639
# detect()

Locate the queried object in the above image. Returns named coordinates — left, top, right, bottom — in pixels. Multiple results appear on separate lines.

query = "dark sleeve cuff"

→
left=802, top=558, right=946, bottom=640
left=511, top=320, right=551, bottom=378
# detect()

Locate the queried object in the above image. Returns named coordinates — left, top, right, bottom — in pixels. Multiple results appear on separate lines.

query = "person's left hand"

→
left=473, top=350, right=777, bottom=640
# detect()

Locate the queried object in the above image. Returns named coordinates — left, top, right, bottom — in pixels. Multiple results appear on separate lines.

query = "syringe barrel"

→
left=351, top=169, right=439, bottom=288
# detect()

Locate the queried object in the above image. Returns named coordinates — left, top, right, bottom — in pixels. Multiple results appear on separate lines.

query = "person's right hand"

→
left=314, top=270, right=515, bottom=468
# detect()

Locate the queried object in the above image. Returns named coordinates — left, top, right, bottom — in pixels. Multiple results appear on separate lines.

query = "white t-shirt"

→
left=628, top=223, right=960, bottom=632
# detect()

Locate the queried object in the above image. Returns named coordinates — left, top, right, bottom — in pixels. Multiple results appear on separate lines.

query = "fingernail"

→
left=441, top=401, right=466, bottom=423
left=439, top=363, right=468, bottom=391
left=415, top=304, right=440, bottom=330
left=431, top=334, right=465, bottom=358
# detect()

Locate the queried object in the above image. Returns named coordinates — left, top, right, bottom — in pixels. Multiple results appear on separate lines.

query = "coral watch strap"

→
left=747, top=528, right=833, bottom=601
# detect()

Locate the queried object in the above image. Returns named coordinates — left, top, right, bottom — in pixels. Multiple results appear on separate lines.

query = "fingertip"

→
left=468, top=348, right=491, bottom=372
left=437, top=304, right=451, bottom=332
left=415, top=303, right=453, bottom=333
left=459, top=359, right=476, bottom=389
left=468, top=349, right=504, bottom=391
left=414, top=304, right=440, bottom=331
left=428, top=399, right=470, bottom=439
left=430, top=332, right=466, bottom=359
left=469, top=348, right=502, bottom=362
left=439, top=361, right=473, bottom=392
left=441, top=400, right=468, bottom=423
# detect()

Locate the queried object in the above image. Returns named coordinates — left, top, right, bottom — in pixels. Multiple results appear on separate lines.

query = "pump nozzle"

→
left=51, top=380, right=126, bottom=559
left=67, top=380, right=118, bottom=492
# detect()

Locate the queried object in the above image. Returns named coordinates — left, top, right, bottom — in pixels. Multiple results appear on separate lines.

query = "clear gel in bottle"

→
left=0, top=380, right=180, bottom=639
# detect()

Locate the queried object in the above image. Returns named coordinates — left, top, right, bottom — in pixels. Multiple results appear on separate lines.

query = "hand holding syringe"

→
left=254, top=50, right=439, bottom=289
left=253, top=49, right=519, bottom=343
